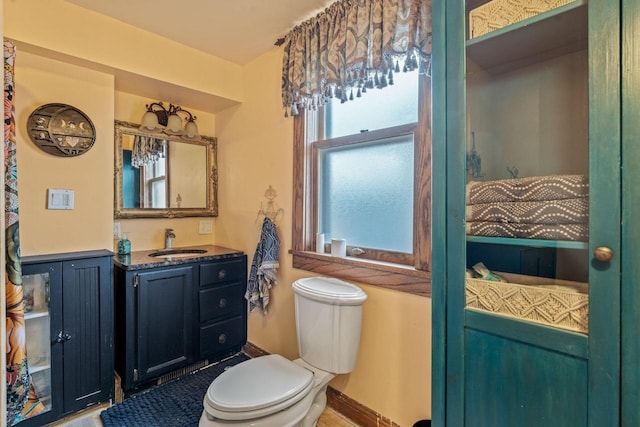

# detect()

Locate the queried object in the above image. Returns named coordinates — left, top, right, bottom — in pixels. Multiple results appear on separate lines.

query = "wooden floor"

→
left=53, top=404, right=359, bottom=426
left=318, top=407, right=360, bottom=426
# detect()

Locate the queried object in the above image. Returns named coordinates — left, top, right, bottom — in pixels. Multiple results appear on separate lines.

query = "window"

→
left=142, top=144, right=167, bottom=208
left=292, top=73, right=432, bottom=296
left=318, top=133, right=414, bottom=256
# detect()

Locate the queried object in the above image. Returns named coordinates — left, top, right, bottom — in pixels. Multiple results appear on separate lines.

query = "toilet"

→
left=199, top=277, right=368, bottom=427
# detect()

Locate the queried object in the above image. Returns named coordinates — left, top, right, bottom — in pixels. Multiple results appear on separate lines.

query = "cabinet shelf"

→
left=24, top=310, right=50, bottom=320
left=30, top=363, right=51, bottom=374
left=467, top=235, right=588, bottom=250
left=466, top=0, right=587, bottom=74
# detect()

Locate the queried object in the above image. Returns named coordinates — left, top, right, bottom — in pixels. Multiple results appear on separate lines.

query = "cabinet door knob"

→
left=218, top=334, right=227, bottom=344
left=594, top=246, right=614, bottom=262
left=218, top=270, right=226, bottom=280
left=219, top=298, right=227, bottom=308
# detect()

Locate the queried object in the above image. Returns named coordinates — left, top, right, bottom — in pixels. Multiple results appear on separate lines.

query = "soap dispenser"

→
left=117, top=233, right=131, bottom=255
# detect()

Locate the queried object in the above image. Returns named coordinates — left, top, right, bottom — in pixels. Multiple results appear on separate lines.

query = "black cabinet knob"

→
left=218, top=334, right=227, bottom=344
left=219, top=298, right=227, bottom=308
left=218, top=270, right=227, bottom=280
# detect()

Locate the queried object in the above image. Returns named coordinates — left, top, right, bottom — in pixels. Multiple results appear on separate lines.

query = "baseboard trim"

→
left=327, top=387, right=400, bottom=427
left=242, top=342, right=399, bottom=427
left=242, top=341, right=270, bottom=358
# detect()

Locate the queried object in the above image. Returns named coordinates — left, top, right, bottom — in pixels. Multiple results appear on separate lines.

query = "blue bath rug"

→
left=101, top=353, right=249, bottom=427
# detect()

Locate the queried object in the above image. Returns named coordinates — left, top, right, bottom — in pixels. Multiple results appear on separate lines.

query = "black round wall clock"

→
left=27, top=103, right=96, bottom=157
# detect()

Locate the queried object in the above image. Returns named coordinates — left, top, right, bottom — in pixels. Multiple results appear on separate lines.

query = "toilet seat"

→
left=204, top=355, right=314, bottom=421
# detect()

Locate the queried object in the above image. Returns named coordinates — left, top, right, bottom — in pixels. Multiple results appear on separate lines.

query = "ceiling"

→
left=65, top=0, right=335, bottom=65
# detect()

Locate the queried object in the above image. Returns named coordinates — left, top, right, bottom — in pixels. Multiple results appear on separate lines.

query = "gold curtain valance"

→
left=281, top=0, right=432, bottom=116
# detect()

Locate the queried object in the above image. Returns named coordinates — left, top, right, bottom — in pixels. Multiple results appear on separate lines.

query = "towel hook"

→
left=256, top=185, right=284, bottom=225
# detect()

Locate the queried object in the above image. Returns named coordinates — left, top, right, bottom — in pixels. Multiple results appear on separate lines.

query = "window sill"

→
left=290, top=250, right=431, bottom=297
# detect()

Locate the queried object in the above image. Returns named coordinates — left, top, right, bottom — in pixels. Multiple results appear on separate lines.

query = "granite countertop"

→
left=113, top=245, right=244, bottom=271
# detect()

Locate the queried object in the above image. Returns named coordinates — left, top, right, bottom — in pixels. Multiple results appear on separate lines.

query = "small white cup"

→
left=331, top=238, right=347, bottom=257
left=316, top=233, right=325, bottom=253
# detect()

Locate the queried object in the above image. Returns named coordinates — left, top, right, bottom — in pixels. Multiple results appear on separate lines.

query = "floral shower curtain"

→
left=5, top=39, right=44, bottom=426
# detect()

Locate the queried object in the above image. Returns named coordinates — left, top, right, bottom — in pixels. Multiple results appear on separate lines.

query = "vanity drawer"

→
left=200, top=316, right=245, bottom=360
left=200, top=259, right=244, bottom=287
left=199, top=283, right=244, bottom=322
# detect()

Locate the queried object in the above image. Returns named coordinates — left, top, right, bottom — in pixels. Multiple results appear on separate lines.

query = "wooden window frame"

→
left=142, top=162, right=167, bottom=207
left=291, top=75, right=432, bottom=297
left=142, top=144, right=170, bottom=209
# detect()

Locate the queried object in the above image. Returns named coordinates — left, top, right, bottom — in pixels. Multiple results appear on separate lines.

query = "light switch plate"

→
left=199, top=220, right=213, bottom=234
left=47, top=189, right=74, bottom=210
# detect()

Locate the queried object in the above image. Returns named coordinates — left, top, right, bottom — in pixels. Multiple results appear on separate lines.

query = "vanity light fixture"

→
left=140, top=101, right=200, bottom=140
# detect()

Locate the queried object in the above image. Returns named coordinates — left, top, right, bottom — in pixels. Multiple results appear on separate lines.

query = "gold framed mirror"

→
left=114, top=120, right=218, bottom=218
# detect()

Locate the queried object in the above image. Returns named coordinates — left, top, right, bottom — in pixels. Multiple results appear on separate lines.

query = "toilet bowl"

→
left=199, top=277, right=367, bottom=427
left=200, top=355, right=334, bottom=427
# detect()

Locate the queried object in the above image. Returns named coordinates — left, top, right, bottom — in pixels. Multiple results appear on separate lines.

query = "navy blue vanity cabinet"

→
left=198, top=257, right=247, bottom=360
left=136, top=266, right=195, bottom=384
left=20, top=250, right=114, bottom=427
left=114, top=251, right=247, bottom=392
left=114, top=264, right=195, bottom=391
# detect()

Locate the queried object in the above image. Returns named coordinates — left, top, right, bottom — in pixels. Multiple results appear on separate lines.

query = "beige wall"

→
left=6, top=5, right=433, bottom=425
left=215, top=48, right=432, bottom=426
left=5, top=0, right=243, bottom=107
left=12, top=55, right=219, bottom=255
left=15, top=51, right=114, bottom=255
left=169, top=142, right=207, bottom=208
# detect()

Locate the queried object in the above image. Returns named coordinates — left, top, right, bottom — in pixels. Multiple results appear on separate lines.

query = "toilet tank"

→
left=292, top=277, right=367, bottom=374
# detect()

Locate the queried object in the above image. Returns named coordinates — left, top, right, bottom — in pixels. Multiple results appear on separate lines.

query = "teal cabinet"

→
left=620, top=0, right=640, bottom=425
left=432, top=0, right=638, bottom=425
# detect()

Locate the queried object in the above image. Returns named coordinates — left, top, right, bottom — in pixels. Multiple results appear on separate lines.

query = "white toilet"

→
left=199, top=277, right=367, bottom=427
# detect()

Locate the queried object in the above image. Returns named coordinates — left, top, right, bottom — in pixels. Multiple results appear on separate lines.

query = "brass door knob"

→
left=594, top=246, right=614, bottom=262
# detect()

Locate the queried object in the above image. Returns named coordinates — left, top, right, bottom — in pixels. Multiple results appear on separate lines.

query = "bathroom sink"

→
left=148, top=248, right=208, bottom=259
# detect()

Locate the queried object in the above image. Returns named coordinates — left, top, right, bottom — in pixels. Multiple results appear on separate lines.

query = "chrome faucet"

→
left=165, top=228, right=176, bottom=249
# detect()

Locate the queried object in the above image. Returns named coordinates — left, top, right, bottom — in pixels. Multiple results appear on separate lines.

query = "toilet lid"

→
left=206, top=354, right=314, bottom=413
left=292, top=277, right=367, bottom=305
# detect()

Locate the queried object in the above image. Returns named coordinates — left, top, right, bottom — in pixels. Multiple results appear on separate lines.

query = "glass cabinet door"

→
left=464, top=0, right=590, bottom=334
left=23, top=272, right=52, bottom=412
